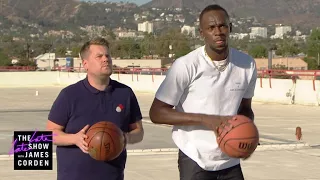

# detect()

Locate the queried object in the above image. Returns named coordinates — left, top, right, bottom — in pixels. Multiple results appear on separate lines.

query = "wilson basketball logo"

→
left=238, top=142, right=253, bottom=150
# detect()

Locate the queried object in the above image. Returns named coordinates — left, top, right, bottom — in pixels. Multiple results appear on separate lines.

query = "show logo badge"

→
left=9, top=130, right=56, bottom=170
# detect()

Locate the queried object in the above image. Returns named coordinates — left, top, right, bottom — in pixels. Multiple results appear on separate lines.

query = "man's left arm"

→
left=125, top=120, right=144, bottom=144
left=238, top=60, right=257, bottom=121
left=238, top=98, right=254, bottom=121
left=124, top=89, right=144, bottom=144
left=238, top=61, right=258, bottom=150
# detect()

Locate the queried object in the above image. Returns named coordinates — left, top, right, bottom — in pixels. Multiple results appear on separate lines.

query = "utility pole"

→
left=318, top=52, right=320, bottom=70
left=318, top=52, right=320, bottom=66
left=26, top=42, right=30, bottom=61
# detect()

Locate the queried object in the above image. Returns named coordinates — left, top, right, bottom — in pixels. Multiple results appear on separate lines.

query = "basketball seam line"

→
left=88, top=130, right=121, bottom=161
left=218, top=122, right=255, bottom=146
left=100, top=131, right=105, bottom=160
left=107, top=132, right=116, bottom=161
left=87, top=131, right=103, bottom=147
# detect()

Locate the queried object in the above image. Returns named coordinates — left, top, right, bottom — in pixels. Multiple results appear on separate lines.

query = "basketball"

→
left=85, top=121, right=125, bottom=161
left=216, top=115, right=259, bottom=158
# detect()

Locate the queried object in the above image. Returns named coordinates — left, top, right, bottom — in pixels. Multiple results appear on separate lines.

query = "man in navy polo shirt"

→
left=46, top=37, right=144, bottom=180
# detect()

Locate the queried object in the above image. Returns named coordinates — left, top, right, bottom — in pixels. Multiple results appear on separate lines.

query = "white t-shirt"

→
left=155, top=45, right=257, bottom=171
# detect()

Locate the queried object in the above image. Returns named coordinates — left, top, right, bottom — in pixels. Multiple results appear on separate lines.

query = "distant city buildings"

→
left=230, top=24, right=306, bottom=41
left=271, top=25, right=292, bottom=39
left=138, top=21, right=153, bottom=33
left=250, top=27, right=268, bottom=38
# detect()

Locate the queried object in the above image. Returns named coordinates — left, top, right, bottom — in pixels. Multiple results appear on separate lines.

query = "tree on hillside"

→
left=110, top=38, right=142, bottom=59
left=0, top=50, right=11, bottom=66
left=248, top=45, right=268, bottom=58
left=155, top=28, right=191, bottom=58
left=140, top=33, right=155, bottom=57
left=275, top=37, right=300, bottom=56
left=305, top=28, right=320, bottom=69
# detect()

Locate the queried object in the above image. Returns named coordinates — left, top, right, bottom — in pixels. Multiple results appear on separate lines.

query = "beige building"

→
left=112, top=58, right=171, bottom=69
left=255, top=57, right=308, bottom=70
left=34, top=51, right=172, bottom=71
left=35, top=53, right=83, bottom=71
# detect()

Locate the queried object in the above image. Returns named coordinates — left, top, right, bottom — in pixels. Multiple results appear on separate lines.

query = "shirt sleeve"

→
left=48, top=89, right=70, bottom=127
left=243, top=60, right=258, bottom=99
left=129, top=88, right=142, bottom=125
left=155, top=58, right=191, bottom=106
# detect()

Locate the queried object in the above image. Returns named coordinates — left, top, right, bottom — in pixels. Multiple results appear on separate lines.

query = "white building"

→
left=34, top=53, right=56, bottom=70
left=271, top=26, right=292, bottom=39
left=138, top=21, right=153, bottom=33
left=276, top=26, right=292, bottom=36
left=181, top=25, right=196, bottom=37
left=118, top=31, right=137, bottom=38
left=230, top=33, right=249, bottom=40
left=249, top=27, right=267, bottom=39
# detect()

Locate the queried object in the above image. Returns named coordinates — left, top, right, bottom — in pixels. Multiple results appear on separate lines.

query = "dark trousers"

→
left=178, top=150, right=245, bottom=180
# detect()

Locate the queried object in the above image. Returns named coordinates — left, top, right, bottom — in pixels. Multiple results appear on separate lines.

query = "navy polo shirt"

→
left=48, top=77, right=142, bottom=180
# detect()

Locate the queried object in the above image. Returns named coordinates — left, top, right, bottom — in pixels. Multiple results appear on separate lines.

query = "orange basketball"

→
left=85, top=121, right=125, bottom=161
left=216, top=115, right=259, bottom=158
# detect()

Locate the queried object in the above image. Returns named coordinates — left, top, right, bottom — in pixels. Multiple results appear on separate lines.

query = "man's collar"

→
left=83, top=76, right=114, bottom=94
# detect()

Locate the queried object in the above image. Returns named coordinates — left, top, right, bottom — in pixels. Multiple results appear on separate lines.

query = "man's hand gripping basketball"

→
left=210, top=116, right=253, bottom=161
left=201, top=115, right=234, bottom=136
left=74, top=125, right=90, bottom=154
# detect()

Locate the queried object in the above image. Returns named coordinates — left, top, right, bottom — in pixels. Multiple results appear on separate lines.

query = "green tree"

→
left=229, top=36, right=250, bottom=51
left=305, top=28, right=320, bottom=69
left=248, top=45, right=268, bottom=58
left=0, top=50, right=11, bottom=66
left=155, top=28, right=191, bottom=58
left=275, top=37, right=300, bottom=56
left=110, top=38, right=142, bottom=59
left=105, top=29, right=117, bottom=40
left=70, top=46, right=82, bottom=57
left=303, top=57, right=319, bottom=70
left=307, top=29, right=320, bottom=57
left=140, top=33, right=155, bottom=58
left=55, top=46, right=67, bottom=57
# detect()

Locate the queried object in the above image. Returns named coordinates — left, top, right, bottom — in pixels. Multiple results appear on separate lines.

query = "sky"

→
left=80, top=0, right=152, bottom=6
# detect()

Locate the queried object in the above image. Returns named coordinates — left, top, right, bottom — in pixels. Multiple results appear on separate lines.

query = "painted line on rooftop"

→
left=0, top=143, right=312, bottom=161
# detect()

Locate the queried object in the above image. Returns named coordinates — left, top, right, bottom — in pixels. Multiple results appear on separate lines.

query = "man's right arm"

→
left=46, top=89, right=74, bottom=146
left=149, top=58, right=232, bottom=131
left=46, top=89, right=89, bottom=153
left=46, top=120, right=89, bottom=152
left=149, top=99, right=231, bottom=128
left=46, top=121, right=77, bottom=146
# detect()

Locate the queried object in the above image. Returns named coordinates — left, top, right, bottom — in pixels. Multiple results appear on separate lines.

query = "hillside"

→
left=142, top=0, right=320, bottom=27
left=1, top=0, right=320, bottom=29
left=0, top=0, right=139, bottom=29
left=0, top=0, right=79, bottom=25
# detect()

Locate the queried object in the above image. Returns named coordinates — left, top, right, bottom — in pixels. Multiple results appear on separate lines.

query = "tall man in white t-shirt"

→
left=149, top=4, right=257, bottom=180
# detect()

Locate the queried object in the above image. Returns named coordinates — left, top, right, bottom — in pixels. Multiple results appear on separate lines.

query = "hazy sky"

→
left=81, top=0, right=152, bottom=6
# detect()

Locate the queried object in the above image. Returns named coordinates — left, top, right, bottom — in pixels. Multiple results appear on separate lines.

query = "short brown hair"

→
left=79, top=37, right=110, bottom=60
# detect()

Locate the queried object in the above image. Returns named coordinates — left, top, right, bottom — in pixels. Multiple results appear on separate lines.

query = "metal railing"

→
left=1, top=66, right=319, bottom=90
left=258, top=69, right=320, bottom=91
left=0, top=66, right=37, bottom=71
